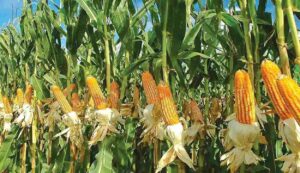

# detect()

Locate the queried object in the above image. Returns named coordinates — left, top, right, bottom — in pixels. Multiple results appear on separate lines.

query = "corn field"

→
left=0, top=0, right=300, bottom=172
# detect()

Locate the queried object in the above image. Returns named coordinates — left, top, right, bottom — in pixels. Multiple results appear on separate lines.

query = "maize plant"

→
left=0, top=0, right=300, bottom=173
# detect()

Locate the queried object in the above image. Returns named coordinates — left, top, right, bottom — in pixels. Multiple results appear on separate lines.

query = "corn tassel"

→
left=86, top=76, right=107, bottom=110
left=261, top=60, right=293, bottom=120
left=109, top=81, right=120, bottom=109
left=142, top=71, right=160, bottom=105
left=157, top=83, right=179, bottom=125
left=3, top=96, right=12, bottom=114
left=16, top=88, right=24, bottom=107
left=51, top=85, right=73, bottom=114
left=24, top=84, right=33, bottom=104
left=234, top=70, right=256, bottom=124
left=277, top=75, right=300, bottom=122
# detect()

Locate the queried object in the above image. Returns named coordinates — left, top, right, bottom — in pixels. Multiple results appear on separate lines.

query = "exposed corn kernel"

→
left=86, top=76, right=107, bottom=110
left=277, top=75, right=300, bottom=122
left=141, top=71, right=160, bottom=105
left=3, top=96, right=12, bottom=114
left=51, top=85, right=73, bottom=113
left=234, top=70, right=256, bottom=124
left=16, top=88, right=24, bottom=107
left=24, top=84, right=33, bottom=104
left=157, top=83, right=179, bottom=125
left=261, top=60, right=293, bottom=120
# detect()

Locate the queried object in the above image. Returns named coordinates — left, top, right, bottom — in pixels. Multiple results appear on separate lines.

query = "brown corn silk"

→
left=24, top=85, right=33, bottom=104
left=16, top=88, right=24, bottom=107
left=109, top=81, right=120, bottom=109
left=3, top=96, right=12, bottom=114
left=157, top=83, right=179, bottom=125
left=210, top=98, right=221, bottom=118
left=63, top=83, right=76, bottom=96
left=189, top=100, right=204, bottom=123
left=277, top=75, right=300, bottom=122
left=234, top=70, right=256, bottom=124
left=51, top=85, right=73, bottom=114
left=141, top=71, right=160, bottom=105
left=86, top=76, right=107, bottom=110
left=261, top=60, right=293, bottom=120
left=71, top=93, right=83, bottom=112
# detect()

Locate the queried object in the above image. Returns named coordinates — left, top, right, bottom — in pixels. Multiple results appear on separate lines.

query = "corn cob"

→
left=157, top=83, right=179, bottom=125
left=183, top=100, right=191, bottom=118
left=24, top=84, right=33, bottom=104
left=189, top=100, right=203, bottom=123
left=71, top=93, right=83, bottom=112
left=133, top=86, right=140, bottom=108
left=141, top=71, right=160, bottom=105
left=210, top=98, right=221, bottom=121
left=234, top=70, right=256, bottom=124
left=86, top=76, right=107, bottom=110
left=51, top=85, right=73, bottom=114
left=109, top=81, right=120, bottom=109
left=16, top=88, right=24, bottom=107
left=132, top=86, right=140, bottom=117
left=277, top=75, right=300, bottom=122
left=3, top=96, right=12, bottom=114
left=261, top=60, right=293, bottom=120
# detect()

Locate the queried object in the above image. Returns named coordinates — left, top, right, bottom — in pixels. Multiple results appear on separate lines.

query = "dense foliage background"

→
left=0, top=0, right=300, bottom=172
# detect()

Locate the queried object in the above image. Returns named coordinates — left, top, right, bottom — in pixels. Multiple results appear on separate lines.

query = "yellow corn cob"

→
left=277, top=75, right=300, bottom=122
left=141, top=71, right=160, bottom=105
left=189, top=100, right=204, bottom=123
left=24, top=84, right=33, bottom=104
left=109, top=81, right=120, bottom=109
left=157, top=83, right=179, bottom=125
left=63, top=83, right=76, bottom=96
left=51, top=85, right=72, bottom=114
left=3, top=96, right=12, bottom=114
left=261, top=60, right=293, bottom=120
left=234, top=70, right=256, bottom=124
left=86, top=76, right=107, bottom=110
left=16, top=88, right=24, bottom=107
left=71, top=93, right=83, bottom=112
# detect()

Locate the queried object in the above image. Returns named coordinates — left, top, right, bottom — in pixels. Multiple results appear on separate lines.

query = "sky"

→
left=0, top=0, right=299, bottom=29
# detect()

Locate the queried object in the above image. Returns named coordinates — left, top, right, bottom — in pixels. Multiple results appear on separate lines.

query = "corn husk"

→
left=220, top=119, right=261, bottom=172
left=155, top=123, right=195, bottom=172
left=61, top=111, right=84, bottom=148
left=277, top=118, right=300, bottom=173
left=14, top=103, right=34, bottom=127
left=89, top=108, right=124, bottom=146
left=139, top=104, right=164, bottom=144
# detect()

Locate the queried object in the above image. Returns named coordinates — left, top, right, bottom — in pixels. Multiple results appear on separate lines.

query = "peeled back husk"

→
left=221, top=119, right=261, bottom=172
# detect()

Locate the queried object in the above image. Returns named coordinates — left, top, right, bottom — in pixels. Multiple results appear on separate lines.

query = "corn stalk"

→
left=275, top=0, right=291, bottom=76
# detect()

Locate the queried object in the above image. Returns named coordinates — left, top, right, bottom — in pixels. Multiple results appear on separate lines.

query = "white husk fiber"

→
left=277, top=118, right=300, bottom=173
left=156, top=123, right=194, bottom=173
left=221, top=119, right=261, bottom=172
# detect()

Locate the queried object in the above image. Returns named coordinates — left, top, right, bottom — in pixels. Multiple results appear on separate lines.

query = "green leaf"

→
left=31, top=75, right=49, bottom=100
left=0, top=126, right=19, bottom=172
left=76, top=0, right=98, bottom=22
left=89, top=137, right=115, bottom=173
